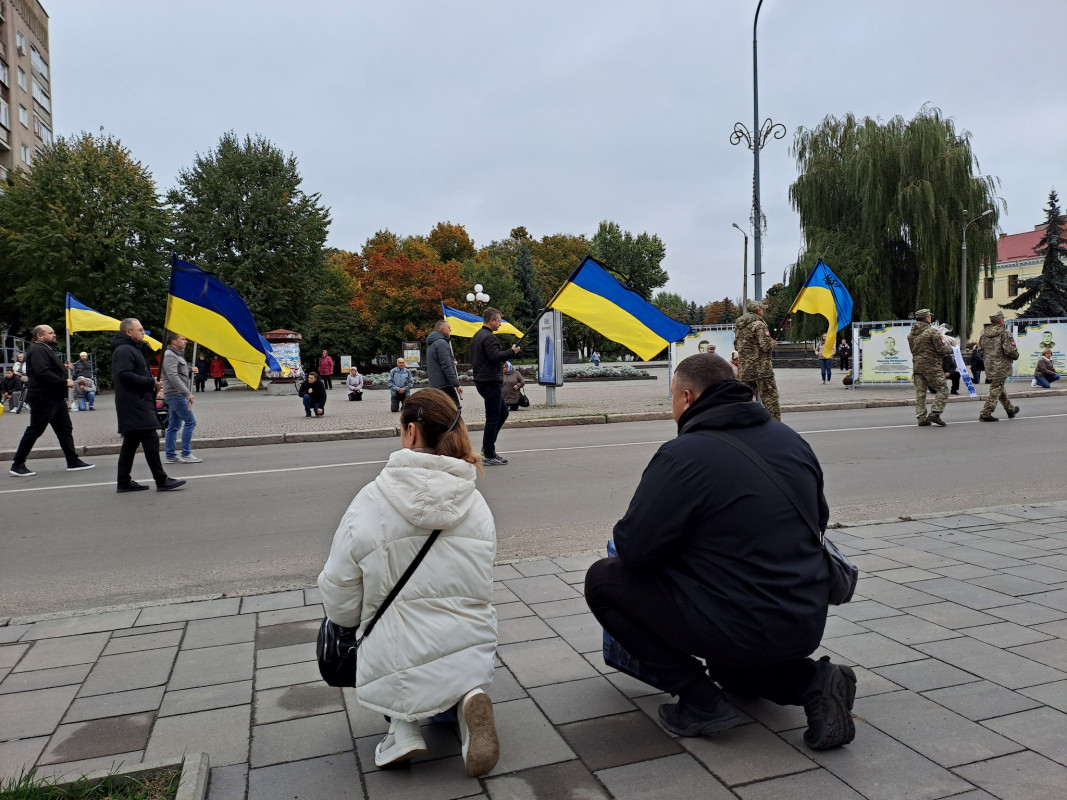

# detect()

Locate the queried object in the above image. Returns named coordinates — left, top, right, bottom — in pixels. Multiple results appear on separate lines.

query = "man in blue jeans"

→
left=162, top=332, right=202, bottom=464
left=470, top=307, right=520, bottom=465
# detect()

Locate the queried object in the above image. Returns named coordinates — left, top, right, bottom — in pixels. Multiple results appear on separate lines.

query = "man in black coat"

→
left=9, top=324, right=94, bottom=477
left=470, top=307, right=519, bottom=465
left=111, top=319, right=185, bottom=493
left=426, top=319, right=463, bottom=409
left=584, top=353, right=856, bottom=750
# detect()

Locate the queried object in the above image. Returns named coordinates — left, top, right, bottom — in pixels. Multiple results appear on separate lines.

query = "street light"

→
left=731, top=223, right=749, bottom=309
left=961, top=209, right=994, bottom=344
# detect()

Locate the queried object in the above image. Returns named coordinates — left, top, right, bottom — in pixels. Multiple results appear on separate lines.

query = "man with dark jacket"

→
left=297, top=372, right=327, bottom=417
left=470, top=307, right=520, bottom=465
left=111, top=319, right=185, bottom=493
left=584, top=353, right=856, bottom=750
left=9, top=324, right=95, bottom=477
left=426, top=319, right=463, bottom=409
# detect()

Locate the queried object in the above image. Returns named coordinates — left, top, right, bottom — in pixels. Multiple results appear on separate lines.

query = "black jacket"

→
left=25, top=340, right=69, bottom=400
left=298, top=377, right=327, bottom=405
left=110, top=333, right=160, bottom=433
left=1, top=374, right=21, bottom=395
left=470, top=326, right=511, bottom=385
left=426, top=330, right=460, bottom=389
left=614, top=380, right=830, bottom=663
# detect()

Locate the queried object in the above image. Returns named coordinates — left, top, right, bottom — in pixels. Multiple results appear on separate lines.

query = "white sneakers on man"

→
left=374, top=718, right=427, bottom=768
left=459, top=688, right=499, bottom=777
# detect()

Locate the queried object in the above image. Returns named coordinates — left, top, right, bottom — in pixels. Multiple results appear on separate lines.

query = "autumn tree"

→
left=590, top=221, right=668, bottom=299
left=704, top=298, right=740, bottom=325
left=428, top=222, right=476, bottom=264
left=530, top=233, right=589, bottom=301
left=1002, top=190, right=1067, bottom=318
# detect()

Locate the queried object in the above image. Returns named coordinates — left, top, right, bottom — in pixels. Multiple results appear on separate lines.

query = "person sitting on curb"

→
left=298, top=372, right=327, bottom=417
left=1033, top=349, right=1061, bottom=388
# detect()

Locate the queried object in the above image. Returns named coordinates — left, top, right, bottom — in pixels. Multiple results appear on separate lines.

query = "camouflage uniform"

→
left=907, top=314, right=952, bottom=424
left=978, top=316, right=1020, bottom=420
left=734, top=304, right=780, bottom=421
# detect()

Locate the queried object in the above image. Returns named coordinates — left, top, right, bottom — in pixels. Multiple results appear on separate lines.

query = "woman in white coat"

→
left=318, top=388, right=499, bottom=776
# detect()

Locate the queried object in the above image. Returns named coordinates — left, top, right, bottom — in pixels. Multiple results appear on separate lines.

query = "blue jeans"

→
left=303, top=394, right=324, bottom=416
left=165, top=395, right=197, bottom=458
left=819, top=358, right=833, bottom=381
left=76, top=391, right=96, bottom=411
left=1036, top=373, right=1060, bottom=389
left=476, top=383, right=508, bottom=457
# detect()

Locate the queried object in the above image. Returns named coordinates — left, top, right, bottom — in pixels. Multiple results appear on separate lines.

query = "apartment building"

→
left=0, top=0, right=50, bottom=182
left=969, top=225, right=1045, bottom=343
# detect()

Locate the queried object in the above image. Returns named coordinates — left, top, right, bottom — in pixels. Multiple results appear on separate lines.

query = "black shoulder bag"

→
left=700, top=431, right=858, bottom=605
left=317, top=528, right=442, bottom=687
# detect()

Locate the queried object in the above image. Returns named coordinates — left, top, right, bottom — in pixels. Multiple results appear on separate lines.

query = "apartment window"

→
left=20, top=142, right=31, bottom=164
left=0, top=98, right=8, bottom=130
left=17, top=67, right=26, bottom=91
left=32, top=113, right=50, bottom=144
left=16, top=31, right=25, bottom=55
left=30, top=46, right=48, bottom=80
left=31, top=79, right=49, bottom=111
left=1007, top=275, right=1019, bottom=297
left=0, top=59, right=8, bottom=87
left=984, top=277, right=994, bottom=299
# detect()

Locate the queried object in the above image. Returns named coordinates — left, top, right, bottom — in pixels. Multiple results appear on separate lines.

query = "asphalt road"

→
left=3, top=396, right=1065, bottom=618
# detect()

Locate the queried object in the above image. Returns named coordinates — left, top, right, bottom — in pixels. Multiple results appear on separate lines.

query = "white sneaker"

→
left=459, top=688, right=499, bottom=777
left=374, top=718, right=427, bottom=768
left=1031, top=379, right=1039, bottom=387
left=164, top=457, right=179, bottom=464
left=178, top=455, right=203, bottom=463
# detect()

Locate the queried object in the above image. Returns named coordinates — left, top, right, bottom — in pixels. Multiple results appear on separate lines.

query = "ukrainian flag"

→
left=546, top=256, right=691, bottom=361
left=166, top=257, right=273, bottom=389
left=441, top=304, right=524, bottom=338
left=65, top=293, right=163, bottom=351
left=787, top=259, right=854, bottom=358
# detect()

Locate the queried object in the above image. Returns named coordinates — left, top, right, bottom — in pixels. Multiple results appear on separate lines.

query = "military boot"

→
left=917, top=418, right=932, bottom=426
left=1006, top=405, right=1020, bottom=419
left=979, top=414, right=998, bottom=422
left=926, top=414, right=946, bottom=427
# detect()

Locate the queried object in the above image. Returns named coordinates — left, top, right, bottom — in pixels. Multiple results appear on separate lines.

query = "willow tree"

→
left=786, top=107, right=1000, bottom=341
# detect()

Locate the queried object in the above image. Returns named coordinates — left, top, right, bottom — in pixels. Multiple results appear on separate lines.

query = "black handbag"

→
left=316, top=528, right=441, bottom=687
left=700, top=431, right=858, bottom=605
left=517, top=389, right=530, bottom=408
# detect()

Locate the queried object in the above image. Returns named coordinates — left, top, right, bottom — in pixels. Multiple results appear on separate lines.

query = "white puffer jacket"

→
left=318, top=448, right=497, bottom=721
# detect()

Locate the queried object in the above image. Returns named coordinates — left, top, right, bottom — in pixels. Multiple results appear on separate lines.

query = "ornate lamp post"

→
left=732, top=223, right=749, bottom=310
left=961, top=209, right=994, bottom=344
left=730, top=0, right=785, bottom=303
left=466, top=284, right=490, bottom=310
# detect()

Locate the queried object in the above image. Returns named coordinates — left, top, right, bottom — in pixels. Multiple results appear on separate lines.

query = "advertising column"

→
left=538, top=310, right=563, bottom=406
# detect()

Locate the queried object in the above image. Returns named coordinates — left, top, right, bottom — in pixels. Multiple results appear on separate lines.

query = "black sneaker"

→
left=67, top=460, right=95, bottom=471
left=979, top=414, right=998, bottom=422
left=117, top=481, right=150, bottom=493
left=10, top=464, right=36, bottom=477
left=157, top=478, right=187, bottom=491
left=803, top=656, right=857, bottom=750
left=1006, top=406, right=1019, bottom=419
left=657, top=695, right=743, bottom=737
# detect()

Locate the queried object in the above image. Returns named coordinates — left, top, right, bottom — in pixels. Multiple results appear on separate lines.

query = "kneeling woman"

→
left=317, top=388, right=499, bottom=776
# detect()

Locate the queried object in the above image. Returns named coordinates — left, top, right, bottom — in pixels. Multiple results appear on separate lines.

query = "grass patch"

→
left=0, top=767, right=180, bottom=800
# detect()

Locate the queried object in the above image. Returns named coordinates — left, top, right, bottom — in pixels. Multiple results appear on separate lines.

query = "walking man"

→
left=471, top=307, right=520, bottom=464
left=908, top=309, right=952, bottom=426
left=387, top=357, right=414, bottom=412
left=427, top=319, right=463, bottom=409
left=9, top=325, right=95, bottom=477
left=978, top=311, right=1020, bottom=422
left=111, top=319, right=186, bottom=493
left=734, top=300, right=780, bottom=420
left=162, top=332, right=202, bottom=464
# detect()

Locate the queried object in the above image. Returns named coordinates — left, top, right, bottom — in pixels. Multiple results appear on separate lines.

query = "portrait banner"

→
left=671, top=326, right=736, bottom=363
left=1011, top=319, right=1067, bottom=377
left=857, top=322, right=913, bottom=384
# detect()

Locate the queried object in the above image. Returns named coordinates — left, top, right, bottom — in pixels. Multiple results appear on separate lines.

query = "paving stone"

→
left=488, top=697, right=576, bottom=776
left=240, top=590, right=304, bottom=614
left=1009, top=638, right=1067, bottom=671
left=497, top=638, right=599, bottom=688
left=932, top=564, right=998, bottom=580
left=302, top=586, right=322, bottom=605
left=493, top=564, right=523, bottom=581
left=866, top=547, right=961, bottom=570
left=1028, top=588, right=1067, bottom=614
left=256, top=619, right=320, bottom=650
left=487, top=665, right=527, bottom=704
left=494, top=602, right=534, bottom=621
left=255, top=683, right=344, bottom=725
left=906, top=602, right=1003, bottom=629
left=33, top=751, right=144, bottom=782
left=145, top=704, right=251, bottom=767
left=484, top=759, right=610, bottom=800
left=1005, top=564, right=1067, bottom=584
left=915, top=638, right=1067, bottom=689
left=829, top=600, right=904, bottom=622
left=544, top=612, right=603, bottom=654
left=0, top=643, right=28, bottom=669
left=257, top=642, right=316, bottom=669
left=860, top=615, right=962, bottom=645
left=857, top=690, right=1021, bottom=767
left=0, top=625, right=30, bottom=644
left=551, top=553, right=602, bottom=572
left=596, top=752, right=736, bottom=800
left=873, top=567, right=942, bottom=583
left=0, top=737, right=48, bottom=781
left=257, top=603, right=324, bottom=626
left=38, top=711, right=154, bottom=765
left=0, top=663, right=93, bottom=694
left=503, top=575, right=582, bottom=604
left=872, top=659, right=980, bottom=692
left=23, top=610, right=139, bottom=640
left=159, top=680, right=253, bottom=717
left=964, top=538, right=1055, bottom=560
left=935, top=545, right=1026, bottom=570
left=854, top=576, right=940, bottom=608
left=527, top=597, right=590, bottom=619
left=959, top=621, right=1054, bottom=648
left=847, top=553, right=907, bottom=572
left=250, top=709, right=351, bottom=767
left=341, top=687, right=390, bottom=738
left=906, top=577, right=1023, bottom=611
left=982, top=706, right=1067, bottom=766
left=255, top=659, right=322, bottom=691
left=136, top=598, right=240, bottom=626
left=492, top=585, right=519, bottom=605
left=247, top=753, right=362, bottom=800
left=1032, top=618, right=1067, bottom=638
left=110, top=621, right=186, bottom=638
left=13, top=632, right=109, bottom=673
left=513, top=559, right=564, bottom=577
left=207, top=763, right=247, bottom=800
left=101, top=629, right=184, bottom=656
left=816, top=632, right=925, bottom=668
left=821, top=616, right=868, bottom=639
left=922, top=680, right=1042, bottom=721
left=559, top=570, right=590, bottom=586
left=928, top=514, right=1001, bottom=529
left=984, top=601, right=1067, bottom=626
left=850, top=666, right=902, bottom=698
left=0, top=684, right=78, bottom=738
left=183, top=614, right=257, bottom=649
left=682, top=720, right=815, bottom=786
left=79, top=648, right=177, bottom=697
left=729, top=696, right=806, bottom=733
left=64, top=686, right=165, bottom=723
left=1019, top=680, right=1067, bottom=714
left=606, top=669, right=664, bottom=699
left=362, top=751, right=484, bottom=799
left=735, top=766, right=865, bottom=800
left=954, top=750, right=1067, bottom=800
left=558, top=710, right=682, bottom=771
left=527, top=676, right=633, bottom=724
left=970, top=573, right=1059, bottom=597
left=497, top=615, right=557, bottom=645
left=169, top=642, right=255, bottom=690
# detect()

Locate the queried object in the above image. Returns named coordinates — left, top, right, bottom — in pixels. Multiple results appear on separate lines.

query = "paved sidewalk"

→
left=3, top=504, right=1067, bottom=799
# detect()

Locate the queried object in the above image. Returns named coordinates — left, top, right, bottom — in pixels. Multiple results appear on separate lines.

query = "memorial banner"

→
left=858, top=323, right=913, bottom=384
left=1012, top=320, right=1066, bottom=377
left=671, top=326, right=735, bottom=363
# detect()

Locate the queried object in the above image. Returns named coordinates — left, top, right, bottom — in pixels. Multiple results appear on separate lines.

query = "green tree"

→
left=762, top=284, right=790, bottom=335
left=428, top=221, right=476, bottom=264
left=590, top=221, right=668, bottom=299
left=529, top=232, right=589, bottom=301
left=0, top=132, right=170, bottom=337
left=168, top=132, right=331, bottom=333
left=787, top=107, right=1000, bottom=340
left=652, top=291, right=688, bottom=322
left=512, top=241, right=543, bottom=329
left=1002, top=190, right=1067, bottom=318
left=303, top=252, right=376, bottom=360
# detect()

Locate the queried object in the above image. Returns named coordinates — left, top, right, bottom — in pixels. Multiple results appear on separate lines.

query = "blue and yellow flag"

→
left=441, top=303, right=524, bottom=338
left=787, top=259, right=854, bottom=358
left=65, top=293, right=163, bottom=350
left=546, top=256, right=691, bottom=361
left=166, top=257, right=273, bottom=389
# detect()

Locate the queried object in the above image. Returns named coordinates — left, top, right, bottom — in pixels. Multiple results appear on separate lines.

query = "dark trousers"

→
left=439, top=386, right=461, bottom=410
left=476, top=383, right=508, bottom=457
left=213, top=378, right=223, bottom=390
left=13, top=394, right=80, bottom=466
left=117, top=428, right=168, bottom=487
left=585, top=557, right=816, bottom=706
left=321, top=376, right=333, bottom=390
left=194, top=378, right=206, bottom=392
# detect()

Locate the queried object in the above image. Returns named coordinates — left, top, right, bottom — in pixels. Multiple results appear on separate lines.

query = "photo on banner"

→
left=858, top=323, right=913, bottom=383
left=672, top=326, right=735, bottom=364
left=402, top=341, right=421, bottom=369
left=1012, top=320, right=1066, bottom=377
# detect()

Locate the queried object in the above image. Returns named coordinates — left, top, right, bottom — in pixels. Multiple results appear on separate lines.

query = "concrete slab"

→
left=247, top=754, right=363, bottom=800
left=182, top=614, right=257, bottom=650
left=249, top=710, right=352, bottom=768
left=169, top=642, right=255, bottom=691
left=0, top=684, right=79, bottom=739
left=38, top=711, right=154, bottom=765
left=13, top=632, right=110, bottom=672
left=79, top=647, right=177, bottom=697
left=145, top=704, right=251, bottom=767
left=596, top=753, right=736, bottom=800
left=136, top=598, right=241, bottom=626
left=159, top=680, right=253, bottom=718
left=63, top=685, right=166, bottom=724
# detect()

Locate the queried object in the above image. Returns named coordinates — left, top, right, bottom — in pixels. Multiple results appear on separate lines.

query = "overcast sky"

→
left=48, top=1, right=1066, bottom=305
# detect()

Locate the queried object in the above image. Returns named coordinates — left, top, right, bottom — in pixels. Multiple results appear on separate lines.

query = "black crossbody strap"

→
left=356, top=528, right=441, bottom=649
left=699, top=431, right=824, bottom=545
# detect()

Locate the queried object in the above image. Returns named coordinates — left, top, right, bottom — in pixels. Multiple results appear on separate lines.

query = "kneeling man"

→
left=585, top=353, right=856, bottom=750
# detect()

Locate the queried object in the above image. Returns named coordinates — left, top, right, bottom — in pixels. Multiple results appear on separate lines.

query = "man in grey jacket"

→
left=426, top=319, right=463, bottom=409
left=162, top=332, right=201, bottom=464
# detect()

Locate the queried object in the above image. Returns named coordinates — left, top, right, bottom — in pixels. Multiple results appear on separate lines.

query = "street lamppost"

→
left=466, top=284, right=490, bottom=310
left=732, top=223, right=749, bottom=310
left=730, top=0, right=785, bottom=303
left=961, top=209, right=994, bottom=344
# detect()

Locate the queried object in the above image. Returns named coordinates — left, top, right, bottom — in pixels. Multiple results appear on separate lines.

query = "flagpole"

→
left=65, top=328, right=73, bottom=409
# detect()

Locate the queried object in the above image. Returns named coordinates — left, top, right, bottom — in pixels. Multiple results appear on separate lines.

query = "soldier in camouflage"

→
left=734, top=300, right=780, bottom=421
left=907, top=309, right=953, bottom=426
left=978, top=310, right=1020, bottom=421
